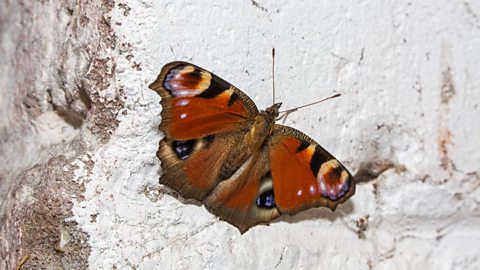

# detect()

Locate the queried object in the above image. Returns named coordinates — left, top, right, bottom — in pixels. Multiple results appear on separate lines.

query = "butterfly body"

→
left=150, top=62, right=355, bottom=233
left=246, top=103, right=280, bottom=152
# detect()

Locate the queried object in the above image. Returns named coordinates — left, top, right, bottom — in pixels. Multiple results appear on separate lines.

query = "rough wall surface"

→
left=1, top=0, right=118, bottom=268
left=1, top=0, right=480, bottom=269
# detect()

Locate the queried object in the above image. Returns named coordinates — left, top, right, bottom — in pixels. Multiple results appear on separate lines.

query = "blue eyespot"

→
left=256, top=190, right=276, bottom=209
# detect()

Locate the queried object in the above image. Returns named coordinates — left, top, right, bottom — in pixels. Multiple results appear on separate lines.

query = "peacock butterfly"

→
left=149, top=61, right=355, bottom=233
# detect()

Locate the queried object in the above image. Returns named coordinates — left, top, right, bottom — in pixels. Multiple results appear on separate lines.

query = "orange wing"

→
left=149, top=62, right=258, bottom=140
left=269, top=125, right=355, bottom=214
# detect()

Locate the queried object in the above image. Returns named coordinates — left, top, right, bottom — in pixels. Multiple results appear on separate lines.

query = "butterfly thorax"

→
left=245, top=102, right=282, bottom=153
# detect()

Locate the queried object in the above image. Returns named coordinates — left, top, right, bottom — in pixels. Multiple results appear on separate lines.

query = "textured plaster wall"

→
left=1, top=0, right=480, bottom=269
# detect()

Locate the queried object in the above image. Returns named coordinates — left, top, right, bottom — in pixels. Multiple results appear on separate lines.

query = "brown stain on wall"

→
left=440, top=67, right=456, bottom=104
left=438, top=67, right=456, bottom=174
left=438, top=128, right=453, bottom=171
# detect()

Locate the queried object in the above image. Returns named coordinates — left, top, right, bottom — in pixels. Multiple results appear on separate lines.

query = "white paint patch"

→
left=180, top=113, right=188, bottom=119
left=71, top=158, right=87, bottom=185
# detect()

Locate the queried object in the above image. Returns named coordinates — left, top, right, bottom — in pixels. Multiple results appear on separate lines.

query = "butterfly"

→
left=149, top=61, right=355, bottom=233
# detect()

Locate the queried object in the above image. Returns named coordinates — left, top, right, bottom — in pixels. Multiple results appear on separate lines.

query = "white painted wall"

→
left=71, top=1, right=480, bottom=269
left=3, top=0, right=479, bottom=269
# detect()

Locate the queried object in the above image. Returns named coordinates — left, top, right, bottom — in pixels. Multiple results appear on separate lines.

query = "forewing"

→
left=149, top=62, right=258, bottom=140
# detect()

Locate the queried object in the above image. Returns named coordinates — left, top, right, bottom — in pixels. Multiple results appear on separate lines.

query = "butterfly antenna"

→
left=277, top=93, right=341, bottom=121
left=272, top=48, right=276, bottom=104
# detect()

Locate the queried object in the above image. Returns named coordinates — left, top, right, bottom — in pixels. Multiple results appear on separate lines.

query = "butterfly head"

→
left=265, top=102, right=282, bottom=119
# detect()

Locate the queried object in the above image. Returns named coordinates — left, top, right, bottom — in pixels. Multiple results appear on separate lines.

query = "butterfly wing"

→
left=269, top=125, right=355, bottom=214
left=149, top=62, right=258, bottom=140
left=203, top=151, right=280, bottom=233
left=149, top=62, right=259, bottom=201
left=201, top=124, right=356, bottom=233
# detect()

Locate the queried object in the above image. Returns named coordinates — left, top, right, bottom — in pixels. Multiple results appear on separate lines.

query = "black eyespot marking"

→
left=296, top=141, right=310, bottom=153
left=189, top=68, right=203, bottom=80
left=331, top=164, right=342, bottom=178
left=310, top=145, right=329, bottom=175
left=256, top=190, right=276, bottom=209
left=197, top=76, right=230, bottom=98
left=172, top=139, right=195, bottom=160
left=228, top=93, right=239, bottom=106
